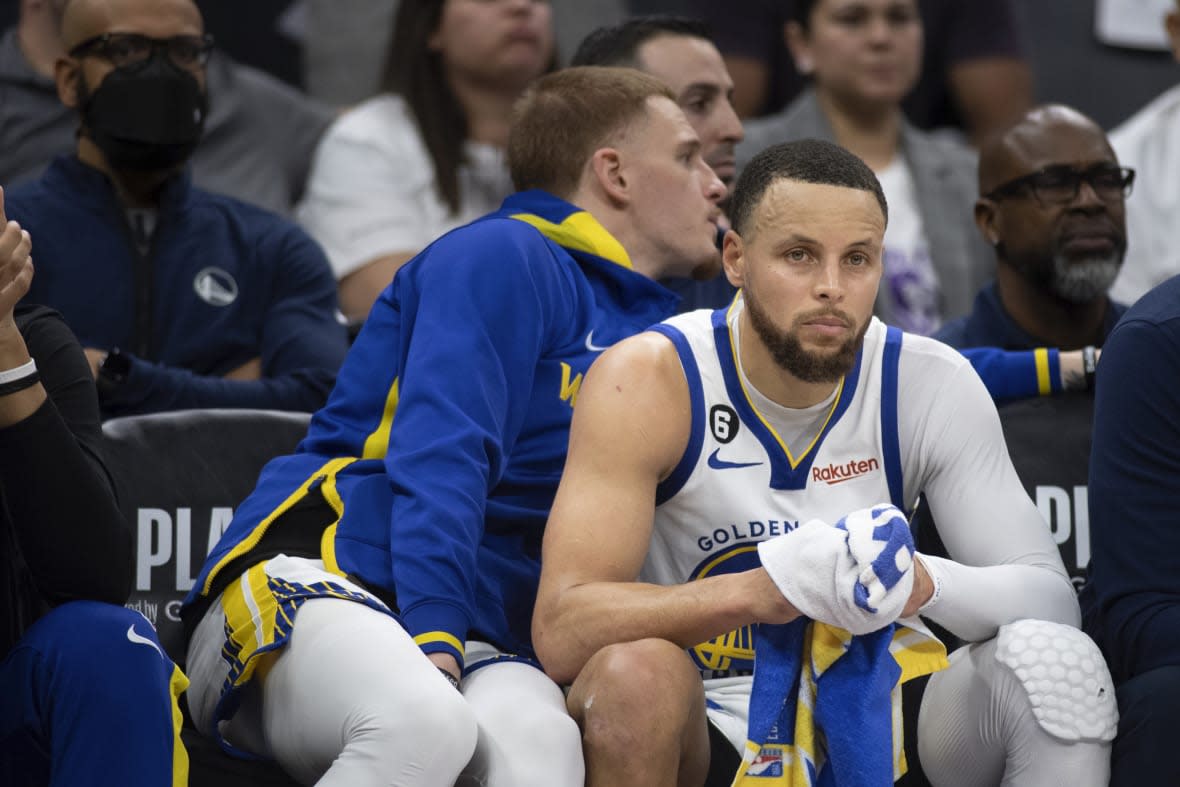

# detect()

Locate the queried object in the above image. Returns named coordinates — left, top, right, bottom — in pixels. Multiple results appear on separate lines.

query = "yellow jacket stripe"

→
left=362, top=378, right=400, bottom=460
left=510, top=211, right=633, bottom=269
left=414, top=631, right=466, bottom=658
left=201, top=456, right=357, bottom=596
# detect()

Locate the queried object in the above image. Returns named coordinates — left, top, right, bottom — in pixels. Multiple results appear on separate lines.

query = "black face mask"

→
left=79, top=53, right=208, bottom=172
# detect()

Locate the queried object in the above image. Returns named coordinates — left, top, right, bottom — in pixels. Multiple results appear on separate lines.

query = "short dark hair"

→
left=729, top=139, right=888, bottom=236
left=570, top=16, right=711, bottom=69
left=508, top=67, right=674, bottom=198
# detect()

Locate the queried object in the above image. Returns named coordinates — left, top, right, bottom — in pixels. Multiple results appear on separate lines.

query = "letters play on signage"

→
left=135, top=506, right=235, bottom=592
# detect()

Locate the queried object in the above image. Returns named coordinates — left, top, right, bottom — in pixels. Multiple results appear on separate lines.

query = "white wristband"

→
left=0, top=358, right=37, bottom=385
left=916, top=552, right=945, bottom=613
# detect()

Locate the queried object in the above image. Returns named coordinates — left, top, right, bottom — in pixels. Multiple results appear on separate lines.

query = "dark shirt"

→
left=661, top=224, right=738, bottom=313
left=0, top=305, right=130, bottom=659
left=662, top=274, right=738, bottom=313
left=928, top=282, right=1126, bottom=590
left=1082, top=275, right=1180, bottom=684
left=935, top=281, right=1127, bottom=349
left=7, top=156, right=348, bottom=418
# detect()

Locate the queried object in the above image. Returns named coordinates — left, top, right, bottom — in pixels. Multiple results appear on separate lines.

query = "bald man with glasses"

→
left=935, top=104, right=1132, bottom=356
left=921, top=105, right=1133, bottom=594
left=0, top=0, right=334, bottom=216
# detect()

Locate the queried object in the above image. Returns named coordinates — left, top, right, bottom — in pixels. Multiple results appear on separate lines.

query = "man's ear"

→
left=721, top=229, right=745, bottom=288
left=55, top=56, right=80, bottom=108
left=974, top=198, right=1000, bottom=247
left=589, top=147, right=628, bottom=206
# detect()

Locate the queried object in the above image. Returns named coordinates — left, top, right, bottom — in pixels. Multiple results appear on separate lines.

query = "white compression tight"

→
left=187, top=597, right=583, bottom=786
left=917, top=632, right=1112, bottom=787
left=457, top=651, right=585, bottom=786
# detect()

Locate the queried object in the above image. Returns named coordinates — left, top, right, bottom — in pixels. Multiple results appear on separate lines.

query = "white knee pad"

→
left=994, top=619, right=1118, bottom=743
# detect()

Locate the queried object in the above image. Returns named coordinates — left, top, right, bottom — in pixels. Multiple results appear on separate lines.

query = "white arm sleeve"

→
left=898, top=340, right=1079, bottom=642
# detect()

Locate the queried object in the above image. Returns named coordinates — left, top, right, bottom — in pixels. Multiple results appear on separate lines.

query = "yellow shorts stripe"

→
left=216, top=557, right=397, bottom=725
left=169, top=663, right=190, bottom=787
left=318, top=465, right=349, bottom=576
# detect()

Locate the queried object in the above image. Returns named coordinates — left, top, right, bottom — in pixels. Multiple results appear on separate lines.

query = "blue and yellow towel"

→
left=732, top=620, right=946, bottom=786
left=736, top=505, right=948, bottom=785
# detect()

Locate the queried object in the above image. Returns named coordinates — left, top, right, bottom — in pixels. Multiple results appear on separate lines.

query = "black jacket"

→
left=0, top=305, right=130, bottom=658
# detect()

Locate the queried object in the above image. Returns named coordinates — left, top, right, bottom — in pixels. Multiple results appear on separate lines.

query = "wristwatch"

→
left=96, top=347, right=131, bottom=397
left=1082, top=345, right=1097, bottom=392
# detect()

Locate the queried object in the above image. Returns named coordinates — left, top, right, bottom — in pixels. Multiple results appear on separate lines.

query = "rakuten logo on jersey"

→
left=811, top=457, right=880, bottom=485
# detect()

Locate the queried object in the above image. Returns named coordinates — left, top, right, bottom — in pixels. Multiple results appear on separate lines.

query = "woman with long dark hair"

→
left=297, top=0, right=554, bottom=322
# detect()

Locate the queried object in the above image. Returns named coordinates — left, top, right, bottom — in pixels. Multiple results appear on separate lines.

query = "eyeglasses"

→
left=985, top=163, right=1135, bottom=207
left=68, top=33, right=215, bottom=71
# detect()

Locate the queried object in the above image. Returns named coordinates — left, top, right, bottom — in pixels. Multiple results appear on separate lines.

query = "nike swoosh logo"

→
left=126, top=624, right=165, bottom=659
left=707, top=447, right=763, bottom=470
left=585, top=330, right=610, bottom=352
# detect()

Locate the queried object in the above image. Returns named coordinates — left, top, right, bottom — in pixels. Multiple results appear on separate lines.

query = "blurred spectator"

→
left=630, top=0, right=1032, bottom=143
left=6, top=0, right=348, bottom=419
left=296, top=0, right=554, bottom=323
left=0, top=193, right=187, bottom=786
left=938, top=105, right=1129, bottom=356
left=1106, top=0, right=1180, bottom=304
left=1, top=0, right=334, bottom=216
left=737, top=0, right=992, bottom=335
left=573, top=17, right=743, bottom=191
left=1081, top=272, right=1180, bottom=785
left=301, top=0, right=624, bottom=106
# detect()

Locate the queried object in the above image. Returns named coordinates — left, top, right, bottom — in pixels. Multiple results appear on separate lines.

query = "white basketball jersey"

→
left=641, top=301, right=906, bottom=677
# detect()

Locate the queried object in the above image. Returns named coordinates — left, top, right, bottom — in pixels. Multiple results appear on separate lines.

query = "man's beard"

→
left=745, top=293, right=868, bottom=384
left=999, top=241, right=1123, bottom=305
left=1046, top=254, right=1121, bottom=303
